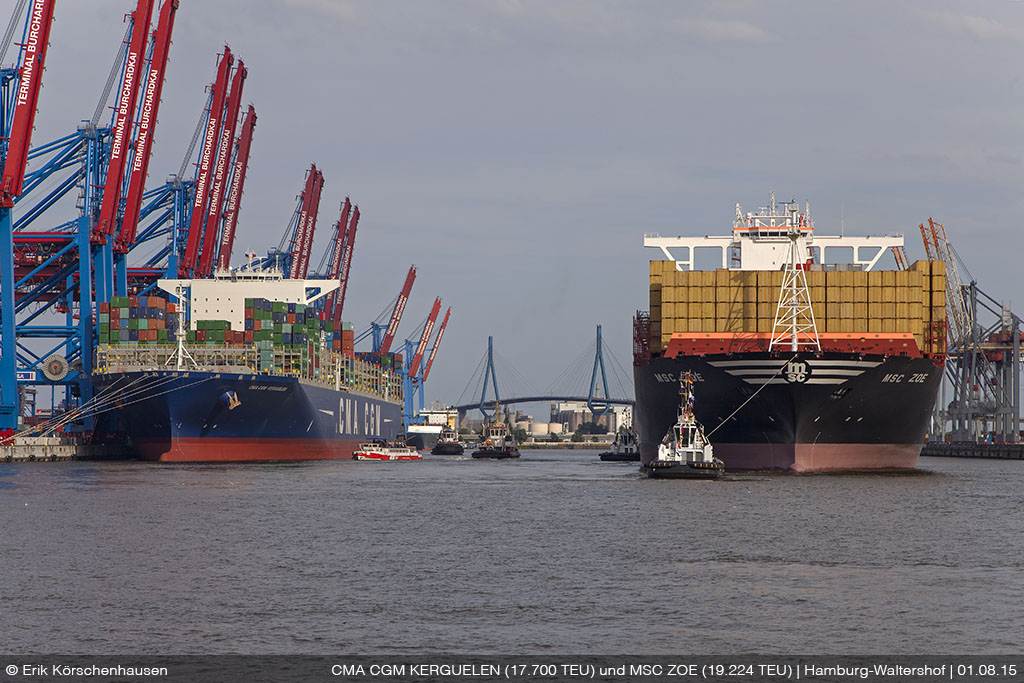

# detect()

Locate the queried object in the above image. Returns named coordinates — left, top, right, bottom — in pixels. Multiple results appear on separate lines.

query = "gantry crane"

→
left=197, top=59, right=246, bottom=277
left=216, top=105, right=256, bottom=271
left=180, top=46, right=233, bottom=277
left=0, top=0, right=57, bottom=432
left=378, top=265, right=416, bottom=356
left=322, top=199, right=359, bottom=323
left=287, top=165, right=324, bottom=279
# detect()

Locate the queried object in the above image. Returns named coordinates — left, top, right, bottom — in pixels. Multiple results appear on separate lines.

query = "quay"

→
left=922, top=442, right=1024, bottom=460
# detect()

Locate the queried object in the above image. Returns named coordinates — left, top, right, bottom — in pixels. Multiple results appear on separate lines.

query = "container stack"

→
left=323, top=320, right=355, bottom=356
left=97, top=296, right=178, bottom=345
left=648, top=260, right=948, bottom=355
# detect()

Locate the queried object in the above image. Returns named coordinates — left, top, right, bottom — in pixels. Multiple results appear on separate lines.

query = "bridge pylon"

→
left=478, top=335, right=500, bottom=418
left=587, top=324, right=611, bottom=418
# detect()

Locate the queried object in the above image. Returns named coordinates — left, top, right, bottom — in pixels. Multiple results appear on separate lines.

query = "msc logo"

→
left=783, top=360, right=810, bottom=383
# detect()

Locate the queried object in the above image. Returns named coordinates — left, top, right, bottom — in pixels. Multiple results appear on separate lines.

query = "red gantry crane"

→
left=407, top=297, right=441, bottom=378
left=95, top=0, right=154, bottom=243
left=421, top=306, right=450, bottom=383
left=287, top=165, right=324, bottom=279
left=181, top=46, right=233, bottom=276
left=197, top=59, right=246, bottom=277
left=323, top=199, right=359, bottom=322
left=216, top=105, right=257, bottom=270
left=116, top=0, right=179, bottom=254
left=378, top=265, right=416, bottom=356
left=1, top=0, right=57, bottom=433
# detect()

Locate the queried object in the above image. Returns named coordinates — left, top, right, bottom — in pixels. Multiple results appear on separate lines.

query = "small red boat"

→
left=353, top=440, right=422, bottom=461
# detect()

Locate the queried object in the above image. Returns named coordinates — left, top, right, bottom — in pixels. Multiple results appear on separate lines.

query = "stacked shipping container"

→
left=98, top=296, right=178, bottom=344
left=648, top=259, right=948, bottom=356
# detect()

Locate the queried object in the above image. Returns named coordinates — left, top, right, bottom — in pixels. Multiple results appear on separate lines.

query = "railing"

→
left=94, top=343, right=403, bottom=403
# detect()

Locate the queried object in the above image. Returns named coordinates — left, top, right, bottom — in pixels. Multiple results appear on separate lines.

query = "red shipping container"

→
left=99, top=302, right=110, bottom=314
left=244, top=308, right=254, bottom=319
left=244, top=331, right=254, bottom=342
left=287, top=314, right=295, bottom=324
left=197, top=330, right=207, bottom=342
left=253, top=320, right=261, bottom=331
left=151, top=298, right=166, bottom=310
left=167, top=302, right=176, bottom=313
left=129, top=296, right=139, bottom=306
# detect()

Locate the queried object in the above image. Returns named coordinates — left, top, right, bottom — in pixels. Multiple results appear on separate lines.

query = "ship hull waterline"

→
left=93, top=371, right=403, bottom=462
left=633, top=352, right=942, bottom=473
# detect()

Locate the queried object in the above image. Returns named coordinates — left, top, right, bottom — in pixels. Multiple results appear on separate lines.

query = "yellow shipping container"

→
left=743, top=301, right=757, bottom=317
left=826, top=318, right=844, bottom=333
left=869, top=319, right=884, bottom=332
left=854, top=302, right=868, bottom=318
left=932, top=260, right=946, bottom=276
left=757, top=317, right=773, bottom=333
left=895, top=270, right=910, bottom=287
left=853, top=317, right=869, bottom=331
left=663, top=302, right=675, bottom=319
left=758, top=302, right=777, bottom=319
left=882, top=270, right=896, bottom=287
left=703, top=318, right=716, bottom=332
left=676, top=302, right=689, bottom=319
left=675, top=318, right=689, bottom=333
left=716, top=286, right=742, bottom=304
left=842, top=319, right=857, bottom=333
left=806, top=271, right=825, bottom=288
left=717, top=301, right=743, bottom=319
left=650, top=305, right=661, bottom=323
left=758, top=286, right=776, bottom=303
left=932, top=290, right=946, bottom=307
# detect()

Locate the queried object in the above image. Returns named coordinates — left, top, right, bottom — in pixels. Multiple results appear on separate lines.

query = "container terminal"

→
left=0, top=1, right=1021, bottom=463
left=0, top=0, right=451, bottom=461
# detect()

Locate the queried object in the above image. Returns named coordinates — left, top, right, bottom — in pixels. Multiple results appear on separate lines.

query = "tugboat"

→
left=353, top=438, right=422, bottom=461
left=641, top=373, right=724, bottom=479
left=599, top=428, right=640, bottom=462
left=472, top=407, right=520, bottom=459
left=431, top=425, right=465, bottom=455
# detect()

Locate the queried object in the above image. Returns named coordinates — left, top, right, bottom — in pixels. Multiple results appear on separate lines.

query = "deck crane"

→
left=323, top=200, right=359, bottom=322
left=180, top=46, right=233, bottom=276
left=421, top=306, right=450, bottom=383
left=114, top=0, right=178, bottom=290
left=378, top=265, right=416, bottom=356
left=216, top=105, right=256, bottom=270
left=1, top=0, right=57, bottom=432
left=407, top=298, right=441, bottom=379
left=95, top=0, right=154, bottom=244
left=197, top=59, right=246, bottom=277
left=287, top=165, right=324, bottom=279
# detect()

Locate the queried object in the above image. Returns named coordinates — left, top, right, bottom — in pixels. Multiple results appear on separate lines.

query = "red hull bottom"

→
left=716, top=442, right=922, bottom=472
left=132, top=438, right=361, bottom=462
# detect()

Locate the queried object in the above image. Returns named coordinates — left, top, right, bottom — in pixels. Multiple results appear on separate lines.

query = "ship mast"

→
left=769, top=217, right=821, bottom=353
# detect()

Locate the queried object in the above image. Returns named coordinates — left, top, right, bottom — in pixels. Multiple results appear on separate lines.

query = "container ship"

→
left=633, top=194, right=946, bottom=471
left=91, top=265, right=403, bottom=461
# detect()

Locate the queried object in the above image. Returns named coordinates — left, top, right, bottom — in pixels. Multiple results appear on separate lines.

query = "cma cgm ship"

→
left=634, top=194, right=945, bottom=471
left=92, top=266, right=403, bottom=461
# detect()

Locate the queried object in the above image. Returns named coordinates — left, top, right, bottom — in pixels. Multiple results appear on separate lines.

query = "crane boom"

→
left=116, top=0, right=179, bottom=254
left=323, top=198, right=351, bottom=318
left=421, top=306, right=450, bottom=383
left=333, top=205, right=359, bottom=321
left=379, top=265, right=416, bottom=356
left=197, top=59, right=246, bottom=276
left=216, top=105, right=256, bottom=270
left=95, top=0, right=154, bottom=241
left=288, top=165, right=324, bottom=279
left=1, top=0, right=56, bottom=207
left=928, top=217, right=971, bottom=346
left=180, top=46, right=233, bottom=276
left=408, top=297, right=441, bottom=378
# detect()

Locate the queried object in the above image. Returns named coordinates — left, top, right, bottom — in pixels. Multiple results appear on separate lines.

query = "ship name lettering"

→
left=882, top=373, right=905, bottom=383
left=668, top=664, right=698, bottom=675
left=909, top=373, right=928, bottom=383
left=654, top=373, right=676, bottom=383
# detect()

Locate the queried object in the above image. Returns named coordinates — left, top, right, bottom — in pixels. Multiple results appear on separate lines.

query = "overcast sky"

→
left=14, top=0, right=1024, bottom=415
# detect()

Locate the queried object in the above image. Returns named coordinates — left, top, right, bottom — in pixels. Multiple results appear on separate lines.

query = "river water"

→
left=0, top=452, right=1021, bottom=655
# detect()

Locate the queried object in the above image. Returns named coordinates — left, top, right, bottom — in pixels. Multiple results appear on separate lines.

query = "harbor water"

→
left=1, top=452, right=1021, bottom=654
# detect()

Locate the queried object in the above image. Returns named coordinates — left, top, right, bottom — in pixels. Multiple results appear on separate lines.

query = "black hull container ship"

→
left=634, top=194, right=946, bottom=472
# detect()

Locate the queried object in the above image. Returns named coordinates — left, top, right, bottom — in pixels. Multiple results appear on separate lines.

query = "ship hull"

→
left=634, top=352, right=942, bottom=472
left=93, top=371, right=403, bottom=462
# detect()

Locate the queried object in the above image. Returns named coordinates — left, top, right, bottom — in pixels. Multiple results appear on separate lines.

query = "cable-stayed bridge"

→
left=451, top=325, right=635, bottom=418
